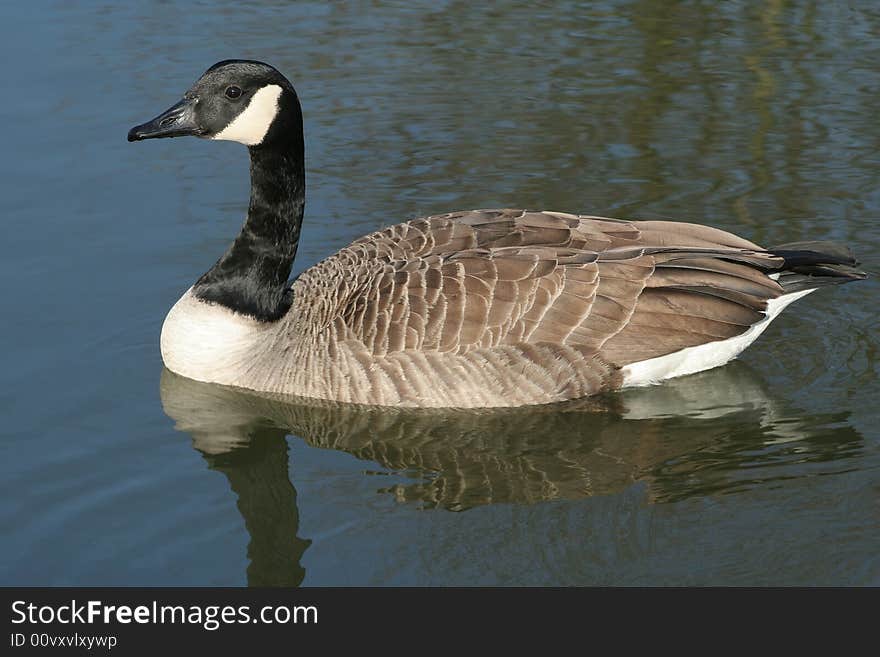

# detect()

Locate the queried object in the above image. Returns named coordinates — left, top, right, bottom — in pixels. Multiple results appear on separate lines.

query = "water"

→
left=2, top=1, right=878, bottom=586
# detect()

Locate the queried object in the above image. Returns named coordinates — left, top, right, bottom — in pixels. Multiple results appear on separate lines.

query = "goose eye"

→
left=225, top=86, right=242, bottom=99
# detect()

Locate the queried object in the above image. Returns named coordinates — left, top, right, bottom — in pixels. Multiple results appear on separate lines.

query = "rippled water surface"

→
left=2, top=1, right=879, bottom=585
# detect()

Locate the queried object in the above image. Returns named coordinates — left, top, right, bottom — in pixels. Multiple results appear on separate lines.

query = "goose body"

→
left=130, top=61, right=865, bottom=408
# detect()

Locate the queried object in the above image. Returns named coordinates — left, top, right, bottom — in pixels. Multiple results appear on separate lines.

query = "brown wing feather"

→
left=296, top=209, right=784, bottom=371
left=599, top=251, right=783, bottom=365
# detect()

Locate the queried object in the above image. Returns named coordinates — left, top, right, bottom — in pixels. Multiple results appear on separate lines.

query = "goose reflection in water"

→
left=159, top=364, right=861, bottom=584
left=163, top=391, right=311, bottom=587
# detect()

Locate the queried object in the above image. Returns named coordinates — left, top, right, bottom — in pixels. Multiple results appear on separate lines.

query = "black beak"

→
left=127, top=97, right=203, bottom=142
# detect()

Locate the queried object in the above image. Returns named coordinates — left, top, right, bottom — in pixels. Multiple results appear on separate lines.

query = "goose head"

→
left=127, top=60, right=301, bottom=147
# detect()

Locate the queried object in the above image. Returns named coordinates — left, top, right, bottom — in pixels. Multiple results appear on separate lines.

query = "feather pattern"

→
left=181, top=209, right=794, bottom=406
left=160, top=207, right=865, bottom=407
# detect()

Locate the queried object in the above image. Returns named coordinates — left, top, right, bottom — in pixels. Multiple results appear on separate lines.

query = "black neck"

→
left=193, top=106, right=305, bottom=321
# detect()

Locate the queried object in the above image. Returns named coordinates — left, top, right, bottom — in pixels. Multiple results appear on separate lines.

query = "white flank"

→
left=621, top=288, right=815, bottom=387
left=212, top=84, right=282, bottom=146
left=160, top=289, right=264, bottom=386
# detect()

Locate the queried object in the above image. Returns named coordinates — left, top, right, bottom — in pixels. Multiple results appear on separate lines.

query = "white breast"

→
left=621, top=288, right=815, bottom=387
left=160, top=289, right=267, bottom=386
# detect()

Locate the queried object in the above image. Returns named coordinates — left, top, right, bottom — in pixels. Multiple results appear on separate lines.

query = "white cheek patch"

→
left=212, top=84, right=282, bottom=146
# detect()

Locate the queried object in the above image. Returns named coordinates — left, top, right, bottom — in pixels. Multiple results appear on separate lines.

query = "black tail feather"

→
left=770, top=240, right=867, bottom=293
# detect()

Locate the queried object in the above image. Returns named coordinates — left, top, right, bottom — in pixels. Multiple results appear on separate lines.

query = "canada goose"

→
left=129, top=60, right=866, bottom=409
